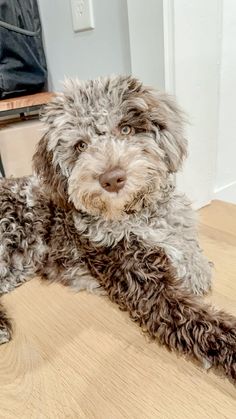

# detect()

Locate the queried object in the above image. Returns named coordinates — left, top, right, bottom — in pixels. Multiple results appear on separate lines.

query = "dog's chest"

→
left=48, top=201, right=193, bottom=277
left=73, top=211, right=173, bottom=249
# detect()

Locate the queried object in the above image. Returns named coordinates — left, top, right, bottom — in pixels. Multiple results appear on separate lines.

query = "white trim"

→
left=214, top=180, right=236, bottom=204
left=192, top=198, right=211, bottom=211
left=163, top=0, right=175, bottom=94
left=214, top=179, right=236, bottom=194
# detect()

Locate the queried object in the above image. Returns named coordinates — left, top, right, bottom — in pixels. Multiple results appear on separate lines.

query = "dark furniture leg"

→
left=0, top=153, right=5, bottom=177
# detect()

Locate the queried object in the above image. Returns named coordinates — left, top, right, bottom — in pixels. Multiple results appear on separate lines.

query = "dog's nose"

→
left=99, top=168, right=127, bottom=193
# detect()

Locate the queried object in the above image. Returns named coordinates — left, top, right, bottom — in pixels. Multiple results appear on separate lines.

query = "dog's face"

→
left=33, top=76, right=187, bottom=220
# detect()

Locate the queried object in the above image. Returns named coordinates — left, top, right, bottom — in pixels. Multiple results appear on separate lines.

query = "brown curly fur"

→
left=81, top=237, right=236, bottom=382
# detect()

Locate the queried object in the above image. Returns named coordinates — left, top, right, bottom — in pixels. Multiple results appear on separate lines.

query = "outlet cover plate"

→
left=70, top=0, right=95, bottom=32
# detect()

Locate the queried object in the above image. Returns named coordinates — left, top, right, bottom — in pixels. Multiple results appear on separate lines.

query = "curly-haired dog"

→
left=0, top=76, right=235, bottom=381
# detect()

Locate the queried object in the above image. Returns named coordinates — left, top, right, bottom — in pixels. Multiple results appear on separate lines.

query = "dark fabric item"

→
left=0, top=0, right=47, bottom=99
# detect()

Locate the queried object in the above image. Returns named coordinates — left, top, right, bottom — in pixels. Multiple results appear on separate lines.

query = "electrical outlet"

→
left=70, top=0, right=94, bottom=32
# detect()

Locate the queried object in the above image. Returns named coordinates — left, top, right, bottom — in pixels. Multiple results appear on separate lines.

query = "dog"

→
left=0, top=75, right=236, bottom=382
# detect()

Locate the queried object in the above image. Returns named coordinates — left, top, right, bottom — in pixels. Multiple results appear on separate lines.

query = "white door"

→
left=127, top=0, right=221, bottom=209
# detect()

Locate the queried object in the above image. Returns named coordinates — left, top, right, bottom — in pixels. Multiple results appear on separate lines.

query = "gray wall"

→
left=38, top=0, right=131, bottom=90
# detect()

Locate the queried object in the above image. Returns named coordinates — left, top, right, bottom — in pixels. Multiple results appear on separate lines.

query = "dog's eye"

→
left=120, top=125, right=132, bottom=135
left=76, top=140, right=88, bottom=152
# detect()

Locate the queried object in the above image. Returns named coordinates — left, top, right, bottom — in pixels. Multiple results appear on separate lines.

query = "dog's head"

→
left=33, top=76, right=187, bottom=219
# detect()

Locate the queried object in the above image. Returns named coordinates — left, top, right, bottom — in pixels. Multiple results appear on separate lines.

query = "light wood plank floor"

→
left=0, top=200, right=236, bottom=419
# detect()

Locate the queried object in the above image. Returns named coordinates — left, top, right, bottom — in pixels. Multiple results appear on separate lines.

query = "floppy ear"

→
left=33, top=96, right=70, bottom=209
left=145, top=89, right=187, bottom=173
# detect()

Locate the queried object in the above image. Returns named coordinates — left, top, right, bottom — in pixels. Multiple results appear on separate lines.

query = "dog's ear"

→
left=33, top=95, right=70, bottom=208
left=33, top=134, right=69, bottom=208
left=144, top=89, right=187, bottom=173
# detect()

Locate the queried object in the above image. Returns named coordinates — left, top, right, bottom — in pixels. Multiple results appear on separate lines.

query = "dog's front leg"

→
left=177, top=246, right=213, bottom=295
left=0, top=272, right=36, bottom=344
left=68, top=268, right=106, bottom=295
left=70, top=274, right=106, bottom=295
left=0, top=302, right=12, bottom=344
left=42, top=263, right=106, bottom=296
left=150, top=226, right=213, bottom=296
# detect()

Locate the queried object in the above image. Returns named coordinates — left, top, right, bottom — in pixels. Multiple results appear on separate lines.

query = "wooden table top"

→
left=0, top=92, right=54, bottom=112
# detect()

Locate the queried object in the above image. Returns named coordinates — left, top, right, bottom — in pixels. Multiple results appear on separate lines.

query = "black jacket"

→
left=0, top=0, right=47, bottom=99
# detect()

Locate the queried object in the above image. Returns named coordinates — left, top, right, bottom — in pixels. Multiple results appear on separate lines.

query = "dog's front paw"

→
left=71, top=277, right=107, bottom=296
left=86, top=280, right=107, bottom=296
left=180, top=255, right=213, bottom=296
left=0, top=325, right=12, bottom=345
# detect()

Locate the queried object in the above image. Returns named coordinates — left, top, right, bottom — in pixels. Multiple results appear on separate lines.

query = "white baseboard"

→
left=214, top=181, right=236, bottom=204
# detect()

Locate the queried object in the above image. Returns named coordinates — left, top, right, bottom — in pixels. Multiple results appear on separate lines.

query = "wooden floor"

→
left=0, top=200, right=236, bottom=419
